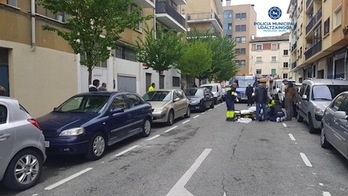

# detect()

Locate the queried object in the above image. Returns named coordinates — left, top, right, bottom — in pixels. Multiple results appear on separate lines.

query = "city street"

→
left=1, top=103, right=348, bottom=196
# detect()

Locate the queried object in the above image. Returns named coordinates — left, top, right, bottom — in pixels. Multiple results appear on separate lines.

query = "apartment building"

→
left=0, top=0, right=185, bottom=117
left=249, top=33, right=290, bottom=79
left=223, top=4, right=257, bottom=75
left=288, top=0, right=348, bottom=82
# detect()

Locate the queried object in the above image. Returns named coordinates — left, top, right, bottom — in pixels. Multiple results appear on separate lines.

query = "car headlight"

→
left=154, top=107, right=167, bottom=113
left=59, top=127, right=85, bottom=136
left=314, top=107, right=325, bottom=116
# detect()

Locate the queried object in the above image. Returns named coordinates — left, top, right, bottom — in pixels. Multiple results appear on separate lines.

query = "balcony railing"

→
left=306, top=8, right=322, bottom=34
left=304, top=40, right=322, bottom=60
left=187, top=12, right=223, bottom=29
left=306, top=0, right=312, bottom=9
left=291, top=42, right=297, bottom=52
left=156, top=2, right=186, bottom=28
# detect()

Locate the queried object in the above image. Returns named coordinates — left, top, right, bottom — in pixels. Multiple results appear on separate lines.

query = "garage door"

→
left=117, top=75, right=136, bottom=93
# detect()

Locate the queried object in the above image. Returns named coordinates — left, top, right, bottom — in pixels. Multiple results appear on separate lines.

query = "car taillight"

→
left=28, top=118, right=41, bottom=130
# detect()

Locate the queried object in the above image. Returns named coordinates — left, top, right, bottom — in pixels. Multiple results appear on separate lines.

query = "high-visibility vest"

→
left=148, top=86, right=155, bottom=91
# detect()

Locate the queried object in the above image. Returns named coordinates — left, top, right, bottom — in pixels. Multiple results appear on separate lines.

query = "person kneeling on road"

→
left=268, top=100, right=285, bottom=122
left=225, top=83, right=238, bottom=121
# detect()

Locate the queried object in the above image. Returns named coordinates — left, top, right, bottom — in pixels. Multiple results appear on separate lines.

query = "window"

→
left=224, top=10, right=232, bottom=19
left=283, top=73, right=288, bottom=79
left=256, top=45, right=262, bottom=51
left=236, top=13, right=246, bottom=20
left=283, top=62, right=289, bottom=68
left=235, top=60, right=246, bottom=66
left=235, top=36, right=246, bottom=43
left=235, top=25, right=246, bottom=32
left=172, top=76, right=180, bottom=87
left=332, top=94, right=345, bottom=110
left=80, top=53, right=107, bottom=67
left=334, top=7, right=342, bottom=28
left=256, top=57, right=262, bottom=63
left=324, top=18, right=330, bottom=36
left=126, top=94, right=143, bottom=108
left=228, top=23, right=232, bottom=30
left=129, top=5, right=142, bottom=31
left=0, top=105, right=7, bottom=124
left=256, top=69, right=262, bottom=74
left=271, top=56, right=277, bottom=62
left=271, top=44, right=278, bottom=50
left=283, top=50, right=288, bottom=56
left=111, top=96, right=128, bottom=110
left=7, top=0, right=17, bottom=6
left=235, top=48, right=246, bottom=55
left=240, top=60, right=246, bottom=65
left=116, top=45, right=137, bottom=62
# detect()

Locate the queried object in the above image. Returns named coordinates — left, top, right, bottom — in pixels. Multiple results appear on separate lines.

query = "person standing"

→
left=98, top=82, right=107, bottom=91
left=89, top=79, right=100, bottom=92
left=148, top=83, right=155, bottom=92
left=225, top=83, right=238, bottom=121
left=284, top=82, right=296, bottom=120
left=0, top=86, right=6, bottom=96
left=255, top=81, right=268, bottom=121
left=246, top=83, right=254, bottom=106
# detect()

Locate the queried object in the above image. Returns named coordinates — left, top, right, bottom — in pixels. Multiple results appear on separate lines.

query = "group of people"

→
left=89, top=79, right=107, bottom=92
left=225, top=79, right=298, bottom=123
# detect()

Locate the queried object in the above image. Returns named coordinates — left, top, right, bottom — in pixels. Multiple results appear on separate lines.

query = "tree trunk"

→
left=88, top=67, right=92, bottom=85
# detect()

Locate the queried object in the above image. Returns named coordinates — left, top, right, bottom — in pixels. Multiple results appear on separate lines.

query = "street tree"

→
left=135, top=26, right=183, bottom=77
left=38, top=0, right=150, bottom=85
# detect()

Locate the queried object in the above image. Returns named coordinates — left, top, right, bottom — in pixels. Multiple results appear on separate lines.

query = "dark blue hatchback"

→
left=37, top=92, right=152, bottom=160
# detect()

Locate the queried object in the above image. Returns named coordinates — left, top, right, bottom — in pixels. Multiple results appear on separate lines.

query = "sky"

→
left=228, top=0, right=292, bottom=37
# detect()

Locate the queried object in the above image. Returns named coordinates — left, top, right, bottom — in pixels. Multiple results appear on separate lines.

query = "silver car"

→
left=143, top=89, right=190, bottom=125
left=321, top=91, right=348, bottom=160
left=0, top=97, right=46, bottom=190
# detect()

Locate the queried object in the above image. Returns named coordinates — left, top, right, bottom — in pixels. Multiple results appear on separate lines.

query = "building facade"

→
left=223, top=4, right=257, bottom=76
left=0, top=0, right=186, bottom=117
left=249, top=34, right=290, bottom=79
left=288, top=0, right=348, bottom=82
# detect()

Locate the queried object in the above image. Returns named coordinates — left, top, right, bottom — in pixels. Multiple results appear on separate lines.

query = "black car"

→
left=185, top=88, right=214, bottom=112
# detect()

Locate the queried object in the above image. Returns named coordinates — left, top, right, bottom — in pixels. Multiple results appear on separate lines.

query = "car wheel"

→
left=184, top=107, right=191, bottom=118
left=167, top=110, right=174, bottom=126
left=140, top=119, right=151, bottom=137
left=320, top=126, right=332, bottom=148
left=210, top=101, right=214, bottom=109
left=297, top=111, right=303, bottom=122
left=308, top=114, right=317, bottom=134
left=85, top=132, right=106, bottom=160
left=200, top=102, right=206, bottom=112
left=3, top=149, right=43, bottom=191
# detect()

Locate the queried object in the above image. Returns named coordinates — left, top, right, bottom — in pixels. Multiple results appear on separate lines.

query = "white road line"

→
left=208, top=109, right=212, bottom=111
left=323, top=191, right=331, bottom=196
left=147, top=134, right=160, bottom=141
left=164, top=126, right=178, bottom=133
left=289, top=133, right=296, bottom=141
left=182, top=120, right=190, bottom=124
left=113, top=145, right=139, bottom=158
left=282, top=123, right=287, bottom=127
left=300, top=152, right=313, bottom=167
left=45, top=168, right=93, bottom=190
left=193, top=115, right=200, bottom=119
left=166, top=148, right=212, bottom=196
left=201, top=112, right=205, bottom=115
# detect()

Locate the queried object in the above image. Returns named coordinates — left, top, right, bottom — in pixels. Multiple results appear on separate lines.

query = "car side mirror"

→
left=302, top=95, right=308, bottom=100
left=333, top=111, right=347, bottom=120
left=174, top=97, right=180, bottom=102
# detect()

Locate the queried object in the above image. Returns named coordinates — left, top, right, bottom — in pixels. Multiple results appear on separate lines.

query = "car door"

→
left=300, top=84, right=311, bottom=121
left=0, top=104, right=14, bottom=171
left=332, top=94, right=348, bottom=156
left=125, top=93, right=146, bottom=136
left=177, top=90, right=188, bottom=116
left=106, top=95, right=132, bottom=143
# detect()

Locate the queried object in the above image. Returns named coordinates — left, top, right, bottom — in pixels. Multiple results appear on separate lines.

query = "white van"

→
left=200, top=83, right=223, bottom=104
left=271, top=79, right=295, bottom=101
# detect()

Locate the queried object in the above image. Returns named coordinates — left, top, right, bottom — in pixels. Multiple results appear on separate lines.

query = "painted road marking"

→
left=201, top=112, right=205, bottom=115
left=45, top=168, right=93, bottom=190
left=300, top=152, right=313, bottom=167
left=282, top=123, right=287, bottom=127
left=323, top=191, right=331, bottom=196
left=147, top=134, right=160, bottom=141
left=166, top=148, right=212, bottom=196
left=289, top=134, right=296, bottom=141
left=182, top=120, right=190, bottom=124
left=113, top=145, right=139, bottom=158
left=193, top=115, right=200, bottom=119
left=208, top=109, right=212, bottom=111
left=164, top=126, right=178, bottom=133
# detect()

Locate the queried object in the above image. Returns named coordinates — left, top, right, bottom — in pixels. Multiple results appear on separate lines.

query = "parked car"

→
left=143, top=89, right=190, bottom=125
left=37, top=92, right=152, bottom=160
left=297, top=79, right=348, bottom=133
left=184, top=87, right=214, bottom=112
left=221, top=87, right=227, bottom=101
left=0, top=97, right=46, bottom=191
left=321, top=91, right=348, bottom=160
left=200, top=83, right=223, bottom=104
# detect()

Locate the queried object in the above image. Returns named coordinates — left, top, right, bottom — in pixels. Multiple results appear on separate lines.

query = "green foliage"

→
left=176, top=41, right=212, bottom=78
left=37, top=0, right=151, bottom=84
left=135, top=26, right=183, bottom=73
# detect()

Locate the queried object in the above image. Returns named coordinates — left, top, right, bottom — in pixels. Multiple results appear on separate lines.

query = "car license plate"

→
left=45, top=141, right=50, bottom=148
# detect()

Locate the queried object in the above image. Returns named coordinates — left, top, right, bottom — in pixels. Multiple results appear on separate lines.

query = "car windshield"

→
left=202, top=85, right=217, bottom=92
left=143, top=91, right=171, bottom=102
left=185, top=88, right=204, bottom=97
left=237, top=79, right=255, bottom=88
left=56, top=95, right=109, bottom=113
left=312, top=85, right=348, bottom=101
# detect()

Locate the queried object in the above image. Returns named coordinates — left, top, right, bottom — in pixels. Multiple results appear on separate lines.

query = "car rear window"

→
left=0, top=105, right=7, bottom=124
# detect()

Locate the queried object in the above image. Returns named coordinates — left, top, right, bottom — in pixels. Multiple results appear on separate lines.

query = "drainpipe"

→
left=30, top=0, right=36, bottom=51
left=153, top=0, right=156, bottom=39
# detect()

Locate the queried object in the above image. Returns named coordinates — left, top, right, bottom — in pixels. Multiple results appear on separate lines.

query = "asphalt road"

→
left=1, top=103, right=348, bottom=196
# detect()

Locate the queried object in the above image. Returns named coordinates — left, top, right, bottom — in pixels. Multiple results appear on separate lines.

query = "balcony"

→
left=304, top=40, right=322, bottom=60
left=155, top=2, right=186, bottom=32
left=306, top=0, right=312, bottom=9
left=291, top=42, right=297, bottom=52
left=291, top=62, right=297, bottom=69
left=133, top=0, right=155, bottom=8
left=306, top=8, right=322, bottom=34
left=187, top=12, right=223, bottom=32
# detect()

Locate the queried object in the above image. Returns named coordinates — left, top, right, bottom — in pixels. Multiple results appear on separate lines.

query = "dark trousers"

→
left=247, top=95, right=253, bottom=106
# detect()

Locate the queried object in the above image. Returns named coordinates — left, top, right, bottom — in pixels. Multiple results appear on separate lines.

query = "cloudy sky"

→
left=229, top=0, right=292, bottom=36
